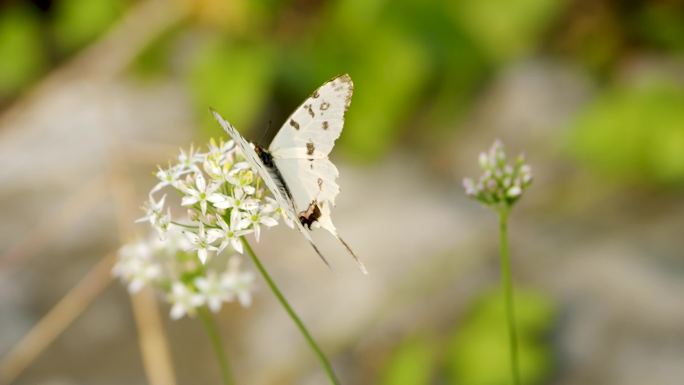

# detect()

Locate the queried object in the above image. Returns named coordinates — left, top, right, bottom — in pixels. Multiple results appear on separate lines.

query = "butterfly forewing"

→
left=269, top=74, right=353, bottom=157
left=210, top=110, right=295, bottom=222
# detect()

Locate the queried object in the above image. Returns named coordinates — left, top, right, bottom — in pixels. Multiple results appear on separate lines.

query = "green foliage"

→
left=449, top=0, right=563, bottom=62
left=187, top=40, right=275, bottom=139
left=446, top=289, right=555, bottom=385
left=0, top=4, right=46, bottom=98
left=569, top=83, right=684, bottom=185
left=342, top=29, right=430, bottom=161
left=5, top=0, right=684, bottom=169
left=380, top=335, right=436, bottom=385
left=52, top=0, right=126, bottom=53
left=636, top=4, right=684, bottom=52
left=130, top=24, right=184, bottom=79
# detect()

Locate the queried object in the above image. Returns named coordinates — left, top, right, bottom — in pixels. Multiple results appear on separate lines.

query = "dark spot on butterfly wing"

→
left=306, top=104, right=315, bottom=118
left=320, top=101, right=330, bottom=111
left=339, top=75, right=353, bottom=111
left=322, top=121, right=329, bottom=130
left=306, top=141, right=315, bottom=156
left=289, top=119, right=300, bottom=130
left=317, top=178, right=323, bottom=191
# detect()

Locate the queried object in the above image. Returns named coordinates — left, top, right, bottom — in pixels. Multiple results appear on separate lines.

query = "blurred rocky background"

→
left=0, top=0, right=683, bottom=384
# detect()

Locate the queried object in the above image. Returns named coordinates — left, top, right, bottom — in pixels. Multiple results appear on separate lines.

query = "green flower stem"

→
left=198, top=306, right=235, bottom=385
left=499, top=207, right=521, bottom=385
left=241, top=237, right=341, bottom=385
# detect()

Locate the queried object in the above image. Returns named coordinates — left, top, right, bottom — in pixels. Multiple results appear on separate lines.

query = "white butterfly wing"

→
left=210, top=109, right=271, bottom=186
left=269, top=74, right=353, bottom=212
left=268, top=75, right=366, bottom=273
left=269, top=74, right=353, bottom=158
left=273, top=158, right=340, bottom=219
left=274, top=156, right=365, bottom=273
left=210, top=109, right=332, bottom=266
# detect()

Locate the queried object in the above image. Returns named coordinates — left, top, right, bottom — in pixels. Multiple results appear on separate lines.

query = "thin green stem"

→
left=241, top=237, right=341, bottom=385
left=499, top=207, right=521, bottom=385
left=170, top=221, right=199, bottom=229
left=198, top=307, right=235, bottom=385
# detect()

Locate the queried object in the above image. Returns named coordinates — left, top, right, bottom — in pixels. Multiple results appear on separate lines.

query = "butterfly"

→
left=211, top=74, right=367, bottom=274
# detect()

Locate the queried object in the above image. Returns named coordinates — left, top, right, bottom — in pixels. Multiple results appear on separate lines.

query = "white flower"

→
left=203, top=156, right=224, bottom=181
left=462, top=178, right=477, bottom=196
left=195, top=271, right=232, bottom=313
left=154, top=209, right=171, bottom=237
left=226, top=163, right=257, bottom=195
left=180, top=174, right=224, bottom=215
left=168, top=282, right=204, bottom=319
left=116, top=139, right=284, bottom=320
left=207, top=137, right=235, bottom=159
left=209, top=212, right=250, bottom=254
left=463, top=139, right=532, bottom=209
left=151, top=166, right=183, bottom=194
left=212, top=187, right=258, bottom=212
left=177, top=145, right=203, bottom=174
left=152, top=227, right=192, bottom=257
left=184, top=222, right=219, bottom=263
left=506, top=185, right=522, bottom=198
left=113, top=241, right=161, bottom=293
left=207, top=138, right=235, bottom=164
left=238, top=206, right=278, bottom=242
left=264, top=197, right=294, bottom=229
left=136, top=195, right=166, bottom=226
left=221, top=257, right=255, bottom=307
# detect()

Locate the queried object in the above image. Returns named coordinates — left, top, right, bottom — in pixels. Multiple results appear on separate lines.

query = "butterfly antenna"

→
left=336, top=235, right=368, bottom=274
left=258, top=120, right=272, bottom=145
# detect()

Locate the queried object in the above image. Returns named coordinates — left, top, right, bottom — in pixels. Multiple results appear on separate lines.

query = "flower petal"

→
left=181, top=196, right=198, bottom=206
left=170, top=304, right=186, bottom=320
left=260, top=216, right=278, bottom=227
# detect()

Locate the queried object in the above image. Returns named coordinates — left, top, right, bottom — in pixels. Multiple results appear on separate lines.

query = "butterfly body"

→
left=211, top=74, right=367, bottom=273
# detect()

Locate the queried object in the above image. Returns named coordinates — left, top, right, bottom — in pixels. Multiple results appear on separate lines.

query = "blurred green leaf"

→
left=449, top=0, right=563, bottom=62
left=130, top=23, right=185, bottom=78
left=331, top=0, right=388, bottom=38
left=341, top=28, right=430, bottom=161
left=569, top=83, right=684, bottom=185
left=380, top=335, right=436, bottom=385
left=0, top=5, right=46, bottom=98
left=636, top=4, right=684, bottom=52
left=52, top=0, right=126, bottom=53
left=446, top=289, right=555, bottom=385
left=188, top=40, right=275, bottom=138
left=384, top=0, right=491, bottom=139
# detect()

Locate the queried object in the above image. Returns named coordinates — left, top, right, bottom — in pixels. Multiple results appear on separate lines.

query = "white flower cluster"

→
left=114, top=139, right=286, bottom=319
left=463, top=140, right=532, bottom=209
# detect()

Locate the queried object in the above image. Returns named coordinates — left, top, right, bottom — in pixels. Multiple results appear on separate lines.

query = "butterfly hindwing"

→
left=272, top=157, right=366, bottom=273
left=272, top=158, right=340, bottom=212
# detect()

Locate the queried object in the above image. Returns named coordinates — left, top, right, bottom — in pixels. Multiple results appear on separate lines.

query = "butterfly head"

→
left=254, top=145, right=275, bottom=168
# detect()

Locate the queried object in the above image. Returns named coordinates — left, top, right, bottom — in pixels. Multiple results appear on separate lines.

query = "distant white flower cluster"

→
left=463, top=140, right=532, bottom=209
left=114, top=139, right=286, bottom=319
